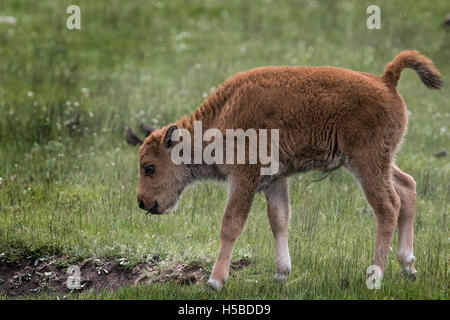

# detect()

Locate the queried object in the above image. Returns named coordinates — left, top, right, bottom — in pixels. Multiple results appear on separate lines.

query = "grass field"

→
left=0, top=0, right=448, bottom=299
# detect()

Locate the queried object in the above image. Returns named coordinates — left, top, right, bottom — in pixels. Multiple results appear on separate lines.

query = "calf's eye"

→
left=144, top=165, right=155, bottom=175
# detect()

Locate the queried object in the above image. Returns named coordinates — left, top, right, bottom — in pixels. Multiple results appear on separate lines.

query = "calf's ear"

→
left=163, top=125, right=179, bottom=148
left=125, top=127, right=143, bottom=146
left=140, top=123, right=156, bottom=137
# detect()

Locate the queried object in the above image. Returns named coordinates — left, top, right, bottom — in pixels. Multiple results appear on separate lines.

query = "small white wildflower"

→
left=89, top=112, right=94, bottom=117
left=364, top=55, right=374, bottom=66
left=175, top=31, right=191, bottom=41
left=175, top=42, right=187, bottom=52
left=27, top=91, right=34, bottom=97
left=307, top=0, right=318, bottom=9
left=0, top=16, right=17, bottom=25
left=111, top=162, right=116, bottom=167
left=66, top=101, right=71, bottom=106
left=81, top=87, right=90, bottom=97
left=74, top=101, right=79, bottom=107
left=343, top=2, right=353, bottom=10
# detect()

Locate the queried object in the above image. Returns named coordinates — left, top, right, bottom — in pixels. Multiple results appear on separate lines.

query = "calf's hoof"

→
left=400, top=254, right=417, bottom=281
left=274, top=272, right=289, bottom=283
left=206, top=278, right=223, bottom=291
left=403, top=269, right=417, bottom=281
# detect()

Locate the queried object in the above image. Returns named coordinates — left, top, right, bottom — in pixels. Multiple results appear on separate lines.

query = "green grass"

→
left=0, top=0, right=448, bottom=299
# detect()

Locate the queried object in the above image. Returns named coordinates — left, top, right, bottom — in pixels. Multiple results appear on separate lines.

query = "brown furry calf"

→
left=137, top=50, right=442, bottom=290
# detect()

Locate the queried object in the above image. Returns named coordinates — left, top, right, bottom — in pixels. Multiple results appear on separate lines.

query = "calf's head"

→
left=137, top=125, right=188, bottom=215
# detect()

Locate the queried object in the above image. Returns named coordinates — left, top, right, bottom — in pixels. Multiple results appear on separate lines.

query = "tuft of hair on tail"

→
left=381, top=50, right=443, bottom=89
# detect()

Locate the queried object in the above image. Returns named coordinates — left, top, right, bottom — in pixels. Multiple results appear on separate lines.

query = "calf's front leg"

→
left=207, top=175, right=257, bottom=290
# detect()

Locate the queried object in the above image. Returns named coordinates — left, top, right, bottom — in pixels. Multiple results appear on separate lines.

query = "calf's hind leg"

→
left=264, top=178, right=291, bottom=282
left=392, top=165, right=417, bottom=279
left=347, top=158, right=401, bottom=279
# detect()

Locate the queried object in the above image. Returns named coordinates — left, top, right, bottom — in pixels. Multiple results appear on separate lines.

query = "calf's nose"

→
left=138, top=198, right=146, bottom=210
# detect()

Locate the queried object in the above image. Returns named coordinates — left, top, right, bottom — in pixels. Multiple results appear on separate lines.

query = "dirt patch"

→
left=137, top=257, right=253, bottom=286
left=231, top=257, right=252, bottom=271
left=0, top=256, right=252, bottom=298
left=143, top=264, right=207, bottom=286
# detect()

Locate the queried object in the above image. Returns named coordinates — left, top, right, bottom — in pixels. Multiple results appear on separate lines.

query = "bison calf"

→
left=136, top=50, right=442, bottom=290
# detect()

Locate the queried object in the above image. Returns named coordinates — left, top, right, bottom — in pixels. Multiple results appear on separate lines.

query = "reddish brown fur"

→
left=138, top=51, right=442, bottom=289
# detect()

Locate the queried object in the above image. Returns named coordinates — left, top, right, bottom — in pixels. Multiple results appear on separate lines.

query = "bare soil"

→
left=0, top=256, right=252, bottom=298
